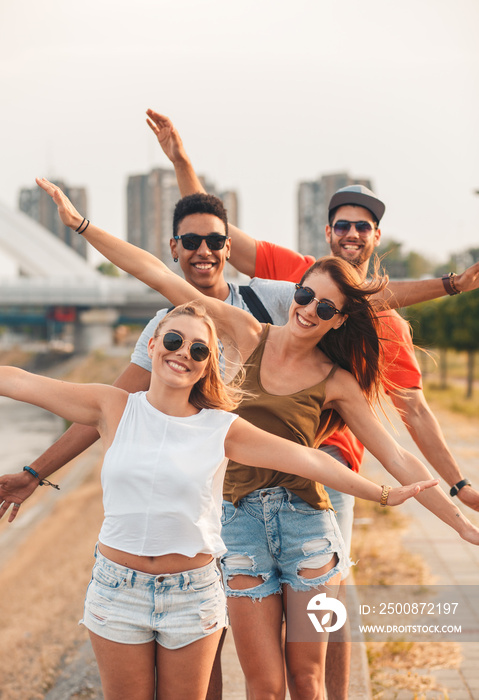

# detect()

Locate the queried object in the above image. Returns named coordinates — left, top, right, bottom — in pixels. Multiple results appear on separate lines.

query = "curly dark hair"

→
left=173, top=193, right=228, bottom=237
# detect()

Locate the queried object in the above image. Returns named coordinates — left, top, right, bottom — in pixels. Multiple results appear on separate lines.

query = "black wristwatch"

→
left=449, top=478, right=471, bottom=497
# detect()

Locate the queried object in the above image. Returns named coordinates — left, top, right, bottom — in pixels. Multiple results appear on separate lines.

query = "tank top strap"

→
left=322, top=362, right=340, bottom=385
left=245, top=324, right=271, bottom=367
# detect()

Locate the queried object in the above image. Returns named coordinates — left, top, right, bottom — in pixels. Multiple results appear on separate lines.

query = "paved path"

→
left=361, top=403, right=479, bottom=700
left=11, top=401, right=478, bottom=698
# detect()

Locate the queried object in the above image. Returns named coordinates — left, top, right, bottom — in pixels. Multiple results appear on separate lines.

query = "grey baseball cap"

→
left=328, top=185, right=386, bottom=223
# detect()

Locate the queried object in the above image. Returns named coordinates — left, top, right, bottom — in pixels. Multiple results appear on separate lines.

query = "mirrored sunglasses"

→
left=174, top=234, right=228, bottom=251
left=332, top=220, right=373, bottom=236
left=294, top=284, right=342, bottom=321
left=160, top=331, right=210, bottom=362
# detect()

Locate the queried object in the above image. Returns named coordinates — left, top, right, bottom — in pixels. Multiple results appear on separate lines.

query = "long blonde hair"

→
left=153, top=301, right=244, bottom=412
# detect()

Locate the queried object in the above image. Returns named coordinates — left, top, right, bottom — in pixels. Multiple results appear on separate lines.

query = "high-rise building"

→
left=126, top=167, right=239, bottom=275
left=19, top=181, right=88, bottom=259
left=297, top=172, right=374, bottom=258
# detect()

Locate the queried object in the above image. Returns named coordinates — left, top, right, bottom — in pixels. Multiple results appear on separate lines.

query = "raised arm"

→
left=225, top=417, right=438, bottom=507
left=146, top=109, right=258, bottom=277
left=325, top=369, right=479, bottom=544
left=36, top=177, right=261, bottom=356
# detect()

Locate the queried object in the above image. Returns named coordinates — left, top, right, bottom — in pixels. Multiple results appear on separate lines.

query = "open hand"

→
left=0, top=471, right=38, bottom=523
left=146, top=109, right=187, bottom=163
left=35, top=177, right=83, bottom=230
left=456, top=261, right=479, bottom=292
left=387, top=479, right=439, bottom=506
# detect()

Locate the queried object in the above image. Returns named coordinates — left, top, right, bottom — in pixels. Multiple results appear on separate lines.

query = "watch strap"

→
left=450, top=478, right=471, bottom=497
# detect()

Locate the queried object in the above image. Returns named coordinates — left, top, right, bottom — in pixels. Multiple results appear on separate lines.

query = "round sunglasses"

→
left=159, top=331, right=210, bottom=362
left=173, top=233, right=228, bottom=251
left=294, top=284, right=342, bottom=320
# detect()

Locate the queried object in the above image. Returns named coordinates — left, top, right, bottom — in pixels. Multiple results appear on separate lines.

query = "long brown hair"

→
left=299, top=257, right=388, bottom=439
left=153, top=301, right=244, bottom=412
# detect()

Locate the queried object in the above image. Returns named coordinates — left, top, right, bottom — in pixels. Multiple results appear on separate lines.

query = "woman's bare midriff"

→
left=98, top=543, right=213, bottom=575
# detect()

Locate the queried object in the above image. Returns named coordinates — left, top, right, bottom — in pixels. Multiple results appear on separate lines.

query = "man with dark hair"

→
left=0, top=189, right=294, bottom=700
left=172, top=192, right=229, bottom=238
left=142, top=110, right=479, bottom=699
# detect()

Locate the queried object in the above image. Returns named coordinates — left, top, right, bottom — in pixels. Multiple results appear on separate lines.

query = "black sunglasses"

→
left=160, top=331, right=210, bottom=362
left=173, top=233, right=228, bottom=251
left=294, top=284, right=342, bottom=321
left=332, top=220, right=374, bottom=236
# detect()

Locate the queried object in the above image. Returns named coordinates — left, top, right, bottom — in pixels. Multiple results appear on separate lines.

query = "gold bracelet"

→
left=380, top=485, right=391, bottom=507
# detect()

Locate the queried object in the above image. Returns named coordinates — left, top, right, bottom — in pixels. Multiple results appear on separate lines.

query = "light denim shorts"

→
left=80, top=548, right=227, bottom=648
left=319, top=444, right=356, bottom=557
left=220, top=487, right=350, bottom=600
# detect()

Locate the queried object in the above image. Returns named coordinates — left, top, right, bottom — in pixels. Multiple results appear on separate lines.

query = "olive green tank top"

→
left=224, top=325, right=338, bottom=509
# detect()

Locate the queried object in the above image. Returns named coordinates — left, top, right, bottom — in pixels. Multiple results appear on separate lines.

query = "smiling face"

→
left=148, top=314, right=211, bottom=391
left=325, top=205, right=381, bottom=278
left=289, top=270, right=347, bottom=341
left=170, top=213, right=231, bottom=298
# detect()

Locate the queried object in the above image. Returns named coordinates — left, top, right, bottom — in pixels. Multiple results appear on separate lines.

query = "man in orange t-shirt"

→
left=140, top=112, right=479, bottom=700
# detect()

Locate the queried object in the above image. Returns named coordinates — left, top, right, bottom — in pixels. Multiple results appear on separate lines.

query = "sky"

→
left=1, top=0, right=478, bottom=274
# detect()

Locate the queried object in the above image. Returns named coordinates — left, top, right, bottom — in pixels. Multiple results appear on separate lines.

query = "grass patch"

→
left=60, top=349, right=132, bottom=385
left=423, top=382, right=479, bottom=419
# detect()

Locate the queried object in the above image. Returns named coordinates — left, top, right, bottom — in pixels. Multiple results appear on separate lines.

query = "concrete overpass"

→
left=0, top=201, right=168, bottom=350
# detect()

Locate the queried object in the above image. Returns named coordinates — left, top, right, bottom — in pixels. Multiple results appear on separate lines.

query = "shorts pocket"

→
left=92, top=562, right=125, bottom=589
left=286, top=495, right=321, bottom=514
left=221, top=502, right=238, bottom=526
left=190, top=569, right=220, bottom=592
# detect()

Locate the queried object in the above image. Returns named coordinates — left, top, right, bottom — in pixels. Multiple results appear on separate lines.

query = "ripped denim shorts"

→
left=80, top=548, right=227, bottom=648
left=220, top=487, right=350, bottom=600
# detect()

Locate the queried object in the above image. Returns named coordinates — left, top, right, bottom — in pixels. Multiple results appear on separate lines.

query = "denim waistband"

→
left=94, top=545, right=217, bottom=587
left=238, top=487, right=294, bottom=504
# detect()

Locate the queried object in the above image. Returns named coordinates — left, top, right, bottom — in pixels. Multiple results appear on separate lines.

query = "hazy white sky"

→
left=1, top=0, right=478, bottom=271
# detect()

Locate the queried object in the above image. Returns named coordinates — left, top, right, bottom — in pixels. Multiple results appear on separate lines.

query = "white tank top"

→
left=98, top=392, right=238, bottom=557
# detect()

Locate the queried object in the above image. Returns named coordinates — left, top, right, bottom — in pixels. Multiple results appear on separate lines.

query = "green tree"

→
left=406, top=251, right=434, bottom=279
left=405, top=298, right=454, bottom=388
left=97, top=262, right=120, bottom=277
left=448, top=290, right=479, bottom=398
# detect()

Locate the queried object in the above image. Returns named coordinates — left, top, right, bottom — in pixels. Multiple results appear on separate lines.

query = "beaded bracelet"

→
left=23, top=466, right=60, bottom=490
left=442, top=272, right=461, bottom=296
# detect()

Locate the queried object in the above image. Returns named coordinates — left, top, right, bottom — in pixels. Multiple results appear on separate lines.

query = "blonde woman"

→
left=2, top=177, right=476, bottom=700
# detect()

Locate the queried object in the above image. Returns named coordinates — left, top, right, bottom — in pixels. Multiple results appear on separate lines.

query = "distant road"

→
left=0, top=396, right=63, bottom=476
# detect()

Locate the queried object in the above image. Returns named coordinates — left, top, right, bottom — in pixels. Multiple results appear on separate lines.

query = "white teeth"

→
left=343, top=244, right=360, bottom=250
left=194, top=263, right=213, bottom=270
left=167, top=361, right=189, bottom=372
left=297, top=314, right=314, bottom=327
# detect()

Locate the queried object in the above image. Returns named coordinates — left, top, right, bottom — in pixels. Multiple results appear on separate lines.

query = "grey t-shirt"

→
left=131, top=278, right=294, bottom=373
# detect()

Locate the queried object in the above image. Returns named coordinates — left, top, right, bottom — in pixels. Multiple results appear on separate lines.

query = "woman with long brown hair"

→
left=11, top=177, right=478, bottom=700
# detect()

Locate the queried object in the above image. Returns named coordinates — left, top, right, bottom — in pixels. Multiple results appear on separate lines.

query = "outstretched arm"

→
left=0, top=369, right=124, bottom=518
left=0, top=361, right=151, bottom=521
left=35, top=177, right=261, bottom=356
left=225, top=417, right=438, bottom=507
left=390, top=388, right=479, bottom=511
left=376, top=264, right=479, bottom=308
left=326, top=370, right=479, bottom=544
left=146, top=109, right=258, bottom=277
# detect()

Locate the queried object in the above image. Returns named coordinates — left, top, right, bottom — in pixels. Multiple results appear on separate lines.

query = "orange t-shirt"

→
left=255, top=240, right=422, bottom=471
